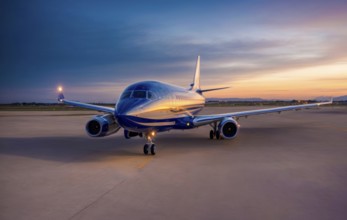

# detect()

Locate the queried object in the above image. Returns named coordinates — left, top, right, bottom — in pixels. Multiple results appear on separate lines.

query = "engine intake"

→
left=218, top=117, right=239, bottom=139
left=86, top=114, right=120, bottom=137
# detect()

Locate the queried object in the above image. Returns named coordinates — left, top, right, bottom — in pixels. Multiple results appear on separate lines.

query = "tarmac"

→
left=0, top=106, right=346, bottom=220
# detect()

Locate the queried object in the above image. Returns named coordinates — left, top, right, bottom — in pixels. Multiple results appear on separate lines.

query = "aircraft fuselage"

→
left=57, top=56, right=332, bottom=155
left=115, top=81, right=205, bottom=132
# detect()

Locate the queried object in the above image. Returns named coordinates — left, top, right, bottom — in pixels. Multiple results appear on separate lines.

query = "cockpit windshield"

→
left=120, top=90, right=158, bottom=100
left=132, top=90, right=146, bottom=99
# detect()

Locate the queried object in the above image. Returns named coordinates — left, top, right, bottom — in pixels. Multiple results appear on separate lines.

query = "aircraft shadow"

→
left=0, top=136, right=142, bottom=162
left=0, top=134, right=228, bottom=162
left=0, top=125, right=302, bottom=162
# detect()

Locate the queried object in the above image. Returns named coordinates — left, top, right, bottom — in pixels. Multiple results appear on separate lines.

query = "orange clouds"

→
left=204, top=62, right=347, bottom=99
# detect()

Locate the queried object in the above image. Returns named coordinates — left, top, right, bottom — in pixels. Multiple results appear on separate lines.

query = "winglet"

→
left=190, top=56, right=201, bottom=91
left=317, top=96, right=333, bottom=106
left=57, top=86, right=65, bottom=102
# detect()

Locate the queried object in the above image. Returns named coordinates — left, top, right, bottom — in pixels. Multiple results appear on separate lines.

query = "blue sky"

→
left=1, top=0, right=346, bottom=102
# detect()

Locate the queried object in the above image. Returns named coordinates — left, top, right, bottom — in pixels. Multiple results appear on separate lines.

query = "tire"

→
left=216, top=130, right=220, bottom=140
left=150, top=144, right=156, bottom=155
left=143, top=144, right=149, bottom=155
left=209, top=130, right=214, bottom=139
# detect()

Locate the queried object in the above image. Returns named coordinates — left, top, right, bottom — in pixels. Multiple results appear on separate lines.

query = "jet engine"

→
left=218, top=117, right=240, bottom=139
left=85, top=114, right=120, bottom=137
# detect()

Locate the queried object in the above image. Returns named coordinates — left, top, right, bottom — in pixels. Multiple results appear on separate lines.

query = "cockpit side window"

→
left=120, top=91, right=132, bottom=100
left=147, top=91, right=157, bottom=100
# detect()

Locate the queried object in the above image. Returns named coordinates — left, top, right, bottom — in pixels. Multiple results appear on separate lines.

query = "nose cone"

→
left=116, top=99, right=149, bottom=116
left=116, top=99, right=151, bottom=131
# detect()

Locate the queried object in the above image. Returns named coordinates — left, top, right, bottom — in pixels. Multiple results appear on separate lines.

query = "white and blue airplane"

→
left=58, top=56, right=332, bottom=155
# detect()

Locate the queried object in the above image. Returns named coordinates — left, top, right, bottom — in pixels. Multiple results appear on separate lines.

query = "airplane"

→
left=57, top=56, right=333, bottom=155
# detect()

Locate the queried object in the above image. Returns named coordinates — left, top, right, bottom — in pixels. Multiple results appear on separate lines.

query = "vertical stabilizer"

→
left=190, top=56, right=201, bottom=91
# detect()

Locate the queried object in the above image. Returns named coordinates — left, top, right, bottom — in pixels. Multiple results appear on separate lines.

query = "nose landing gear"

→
left=143, top=143, right=155, bottom=155
left=143, top=131, right=156, bottom=155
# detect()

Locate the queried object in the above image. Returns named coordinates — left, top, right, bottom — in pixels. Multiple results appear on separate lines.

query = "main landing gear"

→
left=210, top=130, right=220, bottom=139
left=209, top=122, right=220, bottom=139
left=143, top=131, right=156, bottom=155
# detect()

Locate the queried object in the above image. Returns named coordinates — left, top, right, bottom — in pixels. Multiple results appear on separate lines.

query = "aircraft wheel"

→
left=216, top=130, right=220, bottom=140
left=143, top=144, right=149, bottom=155
left=209, top=130, right=214, bottom=139
left=150, top=144, right=156, bottom=155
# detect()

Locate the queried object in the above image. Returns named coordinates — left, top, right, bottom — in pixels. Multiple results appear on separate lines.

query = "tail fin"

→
left=190, top=56, right=201, bottom=91
left=190, top=56, right=229, bottom=94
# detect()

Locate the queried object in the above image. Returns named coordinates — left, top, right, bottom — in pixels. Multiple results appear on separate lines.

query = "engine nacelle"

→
left=218, top=117, right=240, bottom=139
left=86, top=114, right=120, bottom=137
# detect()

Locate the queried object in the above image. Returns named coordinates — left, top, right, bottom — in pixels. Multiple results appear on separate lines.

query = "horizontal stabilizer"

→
left=198, top=87, right=229, bottom=93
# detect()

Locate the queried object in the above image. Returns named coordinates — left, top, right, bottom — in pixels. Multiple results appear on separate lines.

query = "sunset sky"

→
left=1, top=0, right=347, bottom=103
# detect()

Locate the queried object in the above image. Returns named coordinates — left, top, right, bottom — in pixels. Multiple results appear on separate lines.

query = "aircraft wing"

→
left=58, top=92, right=115, bottom=114
left=193, top=99, right=333, bottom=127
